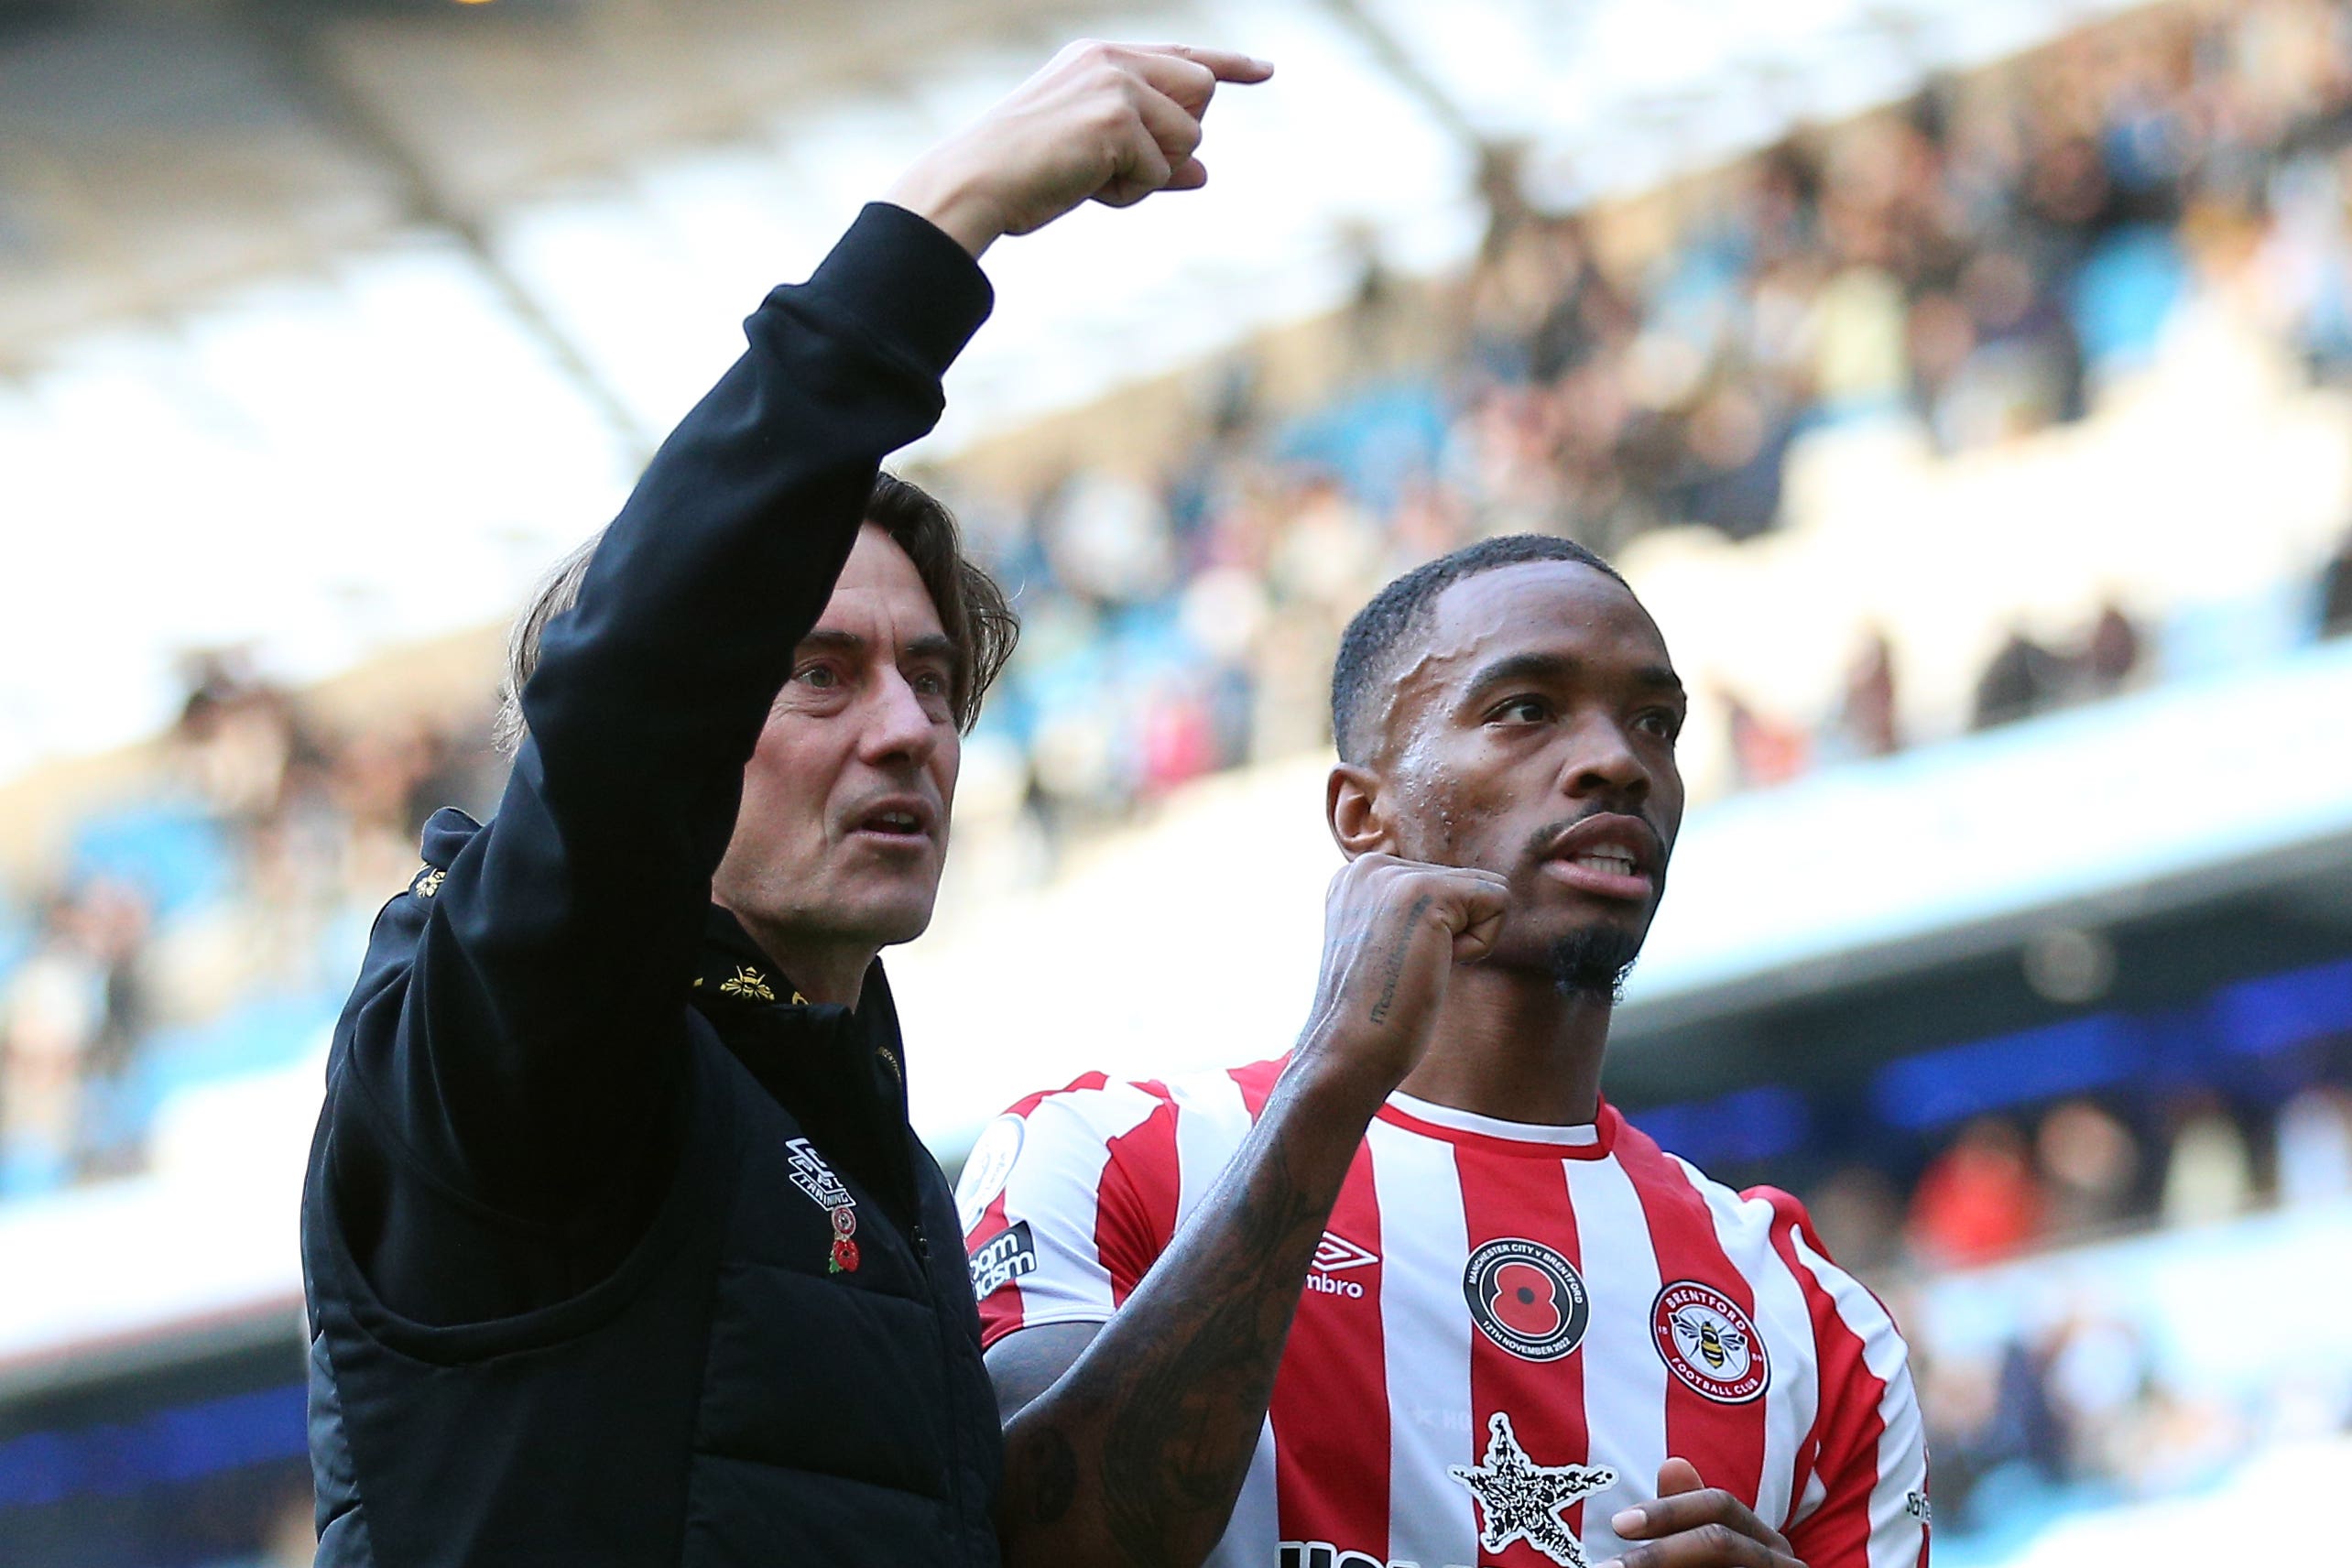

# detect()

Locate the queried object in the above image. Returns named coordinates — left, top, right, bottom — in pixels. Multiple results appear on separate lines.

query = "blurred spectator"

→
left=1972, top=626, right=2070, bottom=728
left=1908, top=1116, right=2048, bottom=1266
left=2274, top=1084, right=2352, bottom=1204
left=1831, top=627, right=1903, bottom=758
left=1931, top=249, right=2086, bottom=449
left=2160, top=1097, right=2256, bottom=1226
left=1, top=891, right=102, bottom=1192
left=1804, top=1163, right=1907, bottom=1274
left=65, top=878, right=151, bottom=1180
left=1720, top=688, right=1812, bottom=789
left=2321, top=529, right=2352, bottom=637
left=2037, top=1098, right=2143, bottom=1236
left=1970, top=602, right=2145, bottom=729
left=2074, top=601, right=2144, bottom=699
left=2114, top=1378, right=2246, bottom=1497
left=169, top=656, right=323, bottom=830
left=0, top=881, right=148, bottom=1192
left=1914, top=1344, right=2008, bottom=1523
left=2044, top=1312, right=2153, bottom=1481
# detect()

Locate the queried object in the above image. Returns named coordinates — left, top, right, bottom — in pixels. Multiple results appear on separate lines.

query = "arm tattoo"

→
left=1077, top=1125, right=1334, bottom=1565
left=999, top=1009, right=1381, bottom=1563
left=1026, top=1426, right=1077, bottom=1525
left=1367, top=895, right=1429, bottom=1026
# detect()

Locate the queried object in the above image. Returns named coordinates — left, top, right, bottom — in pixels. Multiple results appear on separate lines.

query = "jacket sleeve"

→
left=335, top=203, right=994, bottom=1230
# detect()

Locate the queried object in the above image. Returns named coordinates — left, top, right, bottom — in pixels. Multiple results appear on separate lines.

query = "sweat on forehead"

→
left=1329, top=534, right=1639, bottom=764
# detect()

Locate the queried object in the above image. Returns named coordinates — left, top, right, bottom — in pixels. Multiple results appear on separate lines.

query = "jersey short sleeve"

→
left=956, top=1078, right=1183, bottom=1351
left=1770, top=1202, right=1932, bottom=1568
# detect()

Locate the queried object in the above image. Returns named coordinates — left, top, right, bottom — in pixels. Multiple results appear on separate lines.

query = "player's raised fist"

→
left=1295, top=853, right=1508, bottom=1099
left=885, top=41, right=1273, bottom=256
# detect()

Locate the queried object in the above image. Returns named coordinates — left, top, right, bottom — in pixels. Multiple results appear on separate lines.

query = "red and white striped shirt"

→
left=959, top=1058, right=1929, bottom=1568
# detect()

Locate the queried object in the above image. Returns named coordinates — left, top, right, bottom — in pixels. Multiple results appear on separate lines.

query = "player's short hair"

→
left=494, top=473, right=1018, bottom=755
left=1330, top=533, right=1630, bottom=764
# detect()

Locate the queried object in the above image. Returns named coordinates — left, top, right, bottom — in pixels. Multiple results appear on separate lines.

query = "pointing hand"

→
left=886, top=40, right=1274, bottom=256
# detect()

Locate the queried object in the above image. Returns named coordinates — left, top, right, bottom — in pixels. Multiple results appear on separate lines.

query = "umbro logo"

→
left=1313, top=1231, right=1379, bottom=1272
left=1307, top=1231, right=1379, bottom=1301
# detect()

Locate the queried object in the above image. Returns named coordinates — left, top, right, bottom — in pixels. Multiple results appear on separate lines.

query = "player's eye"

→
left=1635, top=708, right=1682, bottom=742
left=1491, top=695, right=1552, bottom=724
left=909, top=669, right=950, bottom=698
left=795, top=663, right=841, bottom=691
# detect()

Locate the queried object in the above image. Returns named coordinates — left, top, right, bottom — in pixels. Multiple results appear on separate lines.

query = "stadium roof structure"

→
left=0, top=0, right=2161, bottom=786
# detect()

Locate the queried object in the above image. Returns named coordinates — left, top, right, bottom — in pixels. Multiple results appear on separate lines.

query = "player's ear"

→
left=1326, top=764, right=1390, bottom=859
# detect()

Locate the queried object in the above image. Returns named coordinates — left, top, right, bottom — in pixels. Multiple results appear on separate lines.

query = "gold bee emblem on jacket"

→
left=719, top=965, right=776, bottom=1002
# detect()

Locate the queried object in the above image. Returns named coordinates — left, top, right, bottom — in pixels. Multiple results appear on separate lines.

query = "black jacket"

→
left=299, top=202, right=1002, bottom=1568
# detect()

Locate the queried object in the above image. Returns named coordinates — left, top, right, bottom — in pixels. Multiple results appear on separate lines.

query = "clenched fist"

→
left=885, top=40, right=1274, bottom=256
left=1293, top=854, right=1509, bottom=1105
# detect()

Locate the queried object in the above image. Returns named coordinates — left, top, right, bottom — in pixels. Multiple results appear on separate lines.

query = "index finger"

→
left=1116, top=42, right=1273, bottom=114
left=1383, top=858, right=1506, bottom=888
left=1612, top=1488, right=1788, bottom=1551
left=1140, top=43, right=1275, bottom=82
left=1598, top=1528, right=1800, bottom=1568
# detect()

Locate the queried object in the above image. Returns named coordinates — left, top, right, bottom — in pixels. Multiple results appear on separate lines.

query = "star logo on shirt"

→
left=1446, top=1410, right=1617, bottom=1568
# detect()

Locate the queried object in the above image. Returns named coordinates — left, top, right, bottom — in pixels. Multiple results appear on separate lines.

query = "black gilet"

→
left=301, top=885, right=1002, bottom=1568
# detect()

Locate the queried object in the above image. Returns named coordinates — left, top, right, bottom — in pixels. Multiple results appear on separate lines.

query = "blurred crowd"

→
left=12, top=0, right=2352, bottom=1199
left=946, top=0, right=2352, bottom=831
left=1803, top=1081, right=2352, bottom=1275
left=1792, top=1068, right=2352, bottom=1533
left=1723, top=596, right=2159, bottom=791
left=0, top=657, right=501, bottom=1195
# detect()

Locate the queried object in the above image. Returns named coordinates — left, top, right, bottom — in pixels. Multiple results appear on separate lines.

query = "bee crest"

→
left=719, top=964, right=777, bottom=1002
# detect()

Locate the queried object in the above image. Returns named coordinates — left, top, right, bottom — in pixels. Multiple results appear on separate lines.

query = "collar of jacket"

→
left=687, top=904, right=919, bottom=1222
left=690, top=907, right=815, bottom=1010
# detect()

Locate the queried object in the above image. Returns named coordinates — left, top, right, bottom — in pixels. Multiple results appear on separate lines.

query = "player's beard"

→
left=1550, top=924, right=1643, bottom=1005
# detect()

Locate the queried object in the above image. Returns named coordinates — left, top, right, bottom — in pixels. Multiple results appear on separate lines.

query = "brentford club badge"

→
left=1650, top=1280, right=1769, bottom=1403
left=1463, top=1237, right=1593, bottom=1363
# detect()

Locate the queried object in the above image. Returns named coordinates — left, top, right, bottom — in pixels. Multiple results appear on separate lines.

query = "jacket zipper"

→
left=919, top=1211, right=975, bottom=1562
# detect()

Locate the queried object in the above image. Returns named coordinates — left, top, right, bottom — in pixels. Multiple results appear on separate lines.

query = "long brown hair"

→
left=493, top=473, right=1018, bottom=754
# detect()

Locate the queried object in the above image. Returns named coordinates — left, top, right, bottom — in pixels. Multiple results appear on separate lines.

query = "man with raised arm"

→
left=967, top=536, right=1930, bottom=1568
left=298, top=41, right=1270, bottom=1568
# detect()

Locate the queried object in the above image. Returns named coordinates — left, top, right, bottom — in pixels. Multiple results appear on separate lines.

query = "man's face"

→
left=713, top=525, right=962, bottom=953
left=1361, top=561, right=1687, bottom=985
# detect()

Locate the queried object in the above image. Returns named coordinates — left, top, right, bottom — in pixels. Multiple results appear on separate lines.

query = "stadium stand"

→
left=5, top=1, right=2352, bottom=1564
